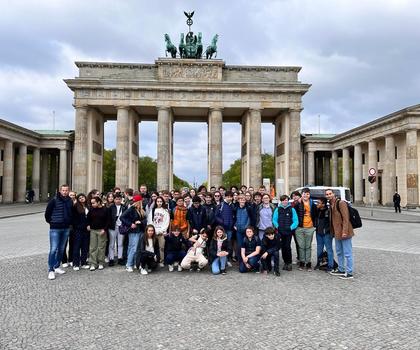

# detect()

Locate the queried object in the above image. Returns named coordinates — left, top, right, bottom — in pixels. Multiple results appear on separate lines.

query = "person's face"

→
left=60, top=186, right=69, bottom=197
left=140, top=185, right=147, bottom=194
left=325, top=190, right=334, bottom=201
left=184, top=197, right=191, bottom=205
left=79, top=196, right=86, bottom=203
left=177, top=199, right=184, bottom=207
left=190, top=189, right=196, bottom=196
left=219, top=188, right=225, bottom=195
left=266, top=232, right=275, bottom=240
left=239, top=197, right=246, bottom=206
left=225, top=195, right=232, bottom=203
left=114, top=189, right=121, bottom=194
left=114, top=197, right=122, bottom=205
left=302, top=192, right=310, bottom=201
left=181, top=189, right=188, bottom=196
left=216, top=229, right=223, bottom=238
left=147, top=227, right=154, bottom=237
left=245, top=229, right=254, bottom=238
left=210, top=187, right=216, bottom=194
left=193, top=201, right=200, bottom=208
left=198, top=193, right=204, bottom=201
left=69, top=192, right=76, bottom=200
left=151, top=194, right=158, bottom=201
left=255, top=195, right=262, bottom=205
left=91, top=200, right=98, bottom=208
left=163, top=193, right=169, bottom=202
left=245, top=193, right=251, bottom=202
left=292, top=194, right=301, bottom=202
left=317, top=201, right=325, bottom=209
left=233, top=193, right=238, bottom=201
left=174, top=191, right=180, bottom=197
left=200, top=233, right=208, bottom=240
left=259, top=188, right=265, bottom=195
left=200, top=187, right=207, bottom=194
left=262, top=195, right=270, bottom=204
left=173, top=230, right=180, bottom=237
left=248, top=187, right=254, bottom=194
left=281, top=198, right=289, bottom=206
left=156, top=198, right=163, bottom=207
left=214, top=193, right=221, bottom=201
left=205, top=196, right=212, bottom=204
left=107, top=194, right=114, bottom=203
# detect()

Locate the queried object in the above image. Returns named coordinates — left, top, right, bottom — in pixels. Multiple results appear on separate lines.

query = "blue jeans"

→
left=316, top=233, right=334, bottom=269
left=335, top=238, right=353, bottom=274
left=239, top=255, right=260, bottom=273
left=235, top=229, right=245, bottom=261
left=211, top=256, right=227, bottom=274
left=126, top=232, right=141, bottom=268
left=48, top=228, right=70, bottom=271
left=165, top=251, right=186, bottom=265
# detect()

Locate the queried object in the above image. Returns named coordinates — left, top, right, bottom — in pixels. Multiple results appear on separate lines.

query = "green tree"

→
left=222, top=153, right=275, bottom=187
left=138, top=156, right=157, bottom=191
left=103, top=149, right=116, bottom=192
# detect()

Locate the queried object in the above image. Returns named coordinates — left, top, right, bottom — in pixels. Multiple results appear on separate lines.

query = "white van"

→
left=293, top=186, right=352, bottom=203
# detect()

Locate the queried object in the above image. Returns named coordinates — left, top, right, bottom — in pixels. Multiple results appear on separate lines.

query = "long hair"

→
left=143, top=224, right=157, bottom=247
left=213, top=225, right=226, bottom=240
left=75, top=193, right=87, bottom=214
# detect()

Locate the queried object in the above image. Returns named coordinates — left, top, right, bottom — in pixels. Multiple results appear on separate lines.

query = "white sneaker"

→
left=54, top=268, right=66, bottom=275
left=174, top=262, right=179, bottom=267
left=62, top=263, right=69, bottom=268
left=98, top=265, right=104, bottom=270
left=104, top=257, right=109, bottom=263
left=73, top=266, right=80, bottom=271
left=177, top=265, right=183, bottom=272
left=159, top=262, right=165, bottom=268
left=89, top=266, right=96, bottom=271
left=69, top=262, right=73, bottom=267
left=48, top=271, right=55, bottom=280
left=126, top=266, right=133, bottom=272
left=140, top=268, right=148, bottom=275
left=227, top=261, right=233, bottom=267
left=196, top=268, right=201, bottom=272
left=168, top=264, right=174, bottom=272
left=81, top=265, right=90, bottom=269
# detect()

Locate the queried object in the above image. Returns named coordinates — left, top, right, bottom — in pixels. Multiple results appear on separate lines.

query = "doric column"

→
left=50, top=153, right=58, bottom=196
left=353, top=144, right=363, bottom=203
left=406, top=129, right=419, bottom=208
left=128, top=110, right=139, bottom=190
left=32, top=148, right=40, bottom=202
left=342, top=148, right=350, bottom=188
left=383, top=135, right=396, bottom=206
left=59, top=149, right=67, bottom=186
left=72, top=106, right=88, bottom=194
left=40, top=151, right=49, bottom=201
left=16, top=144, right=27, bottom=202
left=288, top=109, right=302, bottom=192
left=331, top=151, right=338, bottom=186
left=116, top=107, right=130, bottom=190
left=2, top=140, right=14, bottom=203
left=307, top=151, right=315, bottom=185
left=368, top=140, right=378, bottom=204
left=208, top=107, right=223, bottom=188
left=157, top=106, right=170, bottom=191
left=323, top=156, right=331, bottom=186
left=248, top=108, right=262, bottom=188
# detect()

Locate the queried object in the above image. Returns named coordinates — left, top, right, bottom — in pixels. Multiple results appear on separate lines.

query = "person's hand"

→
left=217, top=252, right=221, bottom=257
left=154, top=255, right=157, bottom=262
left=245, top=263, right=251, bottom=269
left=193, top=229, right=198, bottom=234
left=342, top=233, right=348, bottom=239
left=100, top=229, right=105, bottom=235
left=87, top=225, right=91, bottom=231
left=243, top=256, right=248, bottom=263
left=262, top=252, right=268, bottom=259
left=135, top=220, right=141, bottom=224
left=131, top=223, right=136, bottom=229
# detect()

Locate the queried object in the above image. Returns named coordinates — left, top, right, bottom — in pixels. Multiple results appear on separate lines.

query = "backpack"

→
left=337, top=200, right=362, bottom=229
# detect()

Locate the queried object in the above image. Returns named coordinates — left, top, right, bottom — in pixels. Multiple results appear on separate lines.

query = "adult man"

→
left=325, top=188, right=354, bottom=279
left=187, top=196, right=207, bottom=235
left=393, top=192, right=401, bottom=213
left=139, top=184, right=150, bottom=202
left=45, top=184, right=74, bottom=280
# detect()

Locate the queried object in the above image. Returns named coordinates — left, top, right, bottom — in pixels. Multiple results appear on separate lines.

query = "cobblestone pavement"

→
left=0, top=214, right=419, bottom=349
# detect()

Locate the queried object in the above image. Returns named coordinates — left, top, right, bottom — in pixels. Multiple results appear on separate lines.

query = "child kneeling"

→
left=239, top=226, right=261, bottom=273
left=209, top=226, right=230, bottom=275
left=260, top=227, right=281, bottom=276
left=165, top=225, right=188, bottom=272
left=136, top=225, right=160, bottom=275
left=181, top=229, right=209, bottom=271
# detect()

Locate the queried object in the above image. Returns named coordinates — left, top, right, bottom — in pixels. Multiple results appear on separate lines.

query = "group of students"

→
left=46, top=183, right=355, bottom=280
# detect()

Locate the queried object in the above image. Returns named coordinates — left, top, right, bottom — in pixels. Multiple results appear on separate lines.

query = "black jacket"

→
left=120, top=206, right=147, bottom=234
left=138, top=237, right=160, bottom=261
left=44, top=193, right=73, bottom=229
left=261, top=235, right=281, bottom=255
left=87, top=207, right=109, bottom=230
left=208, top=238, right=230, bottom=263
left=203, top=203, right=217, bottom=229
left=296, top=200, right=317, bottom=228
left=107, top=203, right=127, bottom=230
left=72, top=206, right=88, bottom=232
left=187, top=205, right=207, bottom=232
left=164, top=234, right=189, bottom=253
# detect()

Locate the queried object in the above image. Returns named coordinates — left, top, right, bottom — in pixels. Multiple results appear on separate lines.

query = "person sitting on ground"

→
left=239, top=226, right=261, bottom=273
left=260, top=227, right=281, bottom=276
left=209, top=226, right=230, bottom=275
left=164, top=225, right=188, bottom=272
left=180, top=229, right=209, bottom=272
left=137, top=224, right=160, bottom=275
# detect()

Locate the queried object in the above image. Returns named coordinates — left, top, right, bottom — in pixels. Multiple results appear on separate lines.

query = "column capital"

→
left=209, top=106, right=224, bottom=113
left=249, top=107, right=262, bottom=113
left=289, top=107, right=303, bottom=113
left=156, top=105, right=170, bottom=112
left=116, top=105, right=130, bottom=111
left=72, top=103, right=88, bottom=110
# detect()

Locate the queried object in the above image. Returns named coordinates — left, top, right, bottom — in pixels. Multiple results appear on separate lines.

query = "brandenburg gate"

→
left=65, top=58, right=310, bottom=194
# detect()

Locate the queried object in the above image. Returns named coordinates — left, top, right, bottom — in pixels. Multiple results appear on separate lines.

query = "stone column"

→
left=342, top=148, right=350, bottom=188
left=157, top=106, right=170, bottom=191
left=40, top=151, right=49, bottom=201
left=32, top=148, right=40, bottom=202
left=288, top=109, right=302, bottom=192
left=323, top=156, right=331, bottom=186
left=353, top=144, right=363, bottom=203
left=116, top=107, right=130, bottom=190
left=208, top=107, right=223, bottom=188
left=368, top=140, right=378, bottom=204
left=59, top=149, right=67, bottom=186
left=248, top=108, right=262, bottom=188
left=2, top=140, right=14, bottom=203
left=307, top=151, right=315, bottom=185
left=73, top=106, right=88, bottom=194
left=50, top=154, right=58, bottom=196
left=16, top=144, right=27, bottom=202
left=406, top=129, right=419, bottom=208
left=383, top=135, right=396, bottom=206
left=331, top=151, right=338, bottom=186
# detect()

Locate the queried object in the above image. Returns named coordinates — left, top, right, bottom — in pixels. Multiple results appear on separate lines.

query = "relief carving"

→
left=159, top=64, right=219, bottom=81
left=407, top=174, right=418, bottom=188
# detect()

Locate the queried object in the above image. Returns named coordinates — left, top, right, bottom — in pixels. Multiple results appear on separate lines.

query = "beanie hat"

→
left=132, top=195, right=143, bottom=203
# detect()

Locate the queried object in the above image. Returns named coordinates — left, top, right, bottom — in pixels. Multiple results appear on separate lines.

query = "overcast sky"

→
left=1, top=0, right=419, bottom=185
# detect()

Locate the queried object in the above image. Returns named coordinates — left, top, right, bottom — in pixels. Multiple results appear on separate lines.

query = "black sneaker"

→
left=286, top=264, right=292, bottom=271
left=329, top=269, right=346, bottom=276
left=306, top=263, right=312, bottom=271
left=108, top=259, right=114, bottom=267
left=282, top=265, right=288, bottom=271
left=339, top=273, right=354, bottom=280
left=117, top=259, right=125, bottom=266
left=231, top=256, right=238, bottom=263
left=274, top=271, right=280, bottom=277
left=298, top=262, right=305, bottom=271
left=221, top=269, right=227, bottom=275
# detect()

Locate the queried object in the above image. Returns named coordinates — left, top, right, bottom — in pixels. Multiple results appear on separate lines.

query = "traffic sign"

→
left=368, top=168, right=376, bottom=176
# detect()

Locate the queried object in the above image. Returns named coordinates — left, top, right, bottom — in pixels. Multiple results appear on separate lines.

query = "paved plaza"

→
left=0, top=209, right=419, bottom=349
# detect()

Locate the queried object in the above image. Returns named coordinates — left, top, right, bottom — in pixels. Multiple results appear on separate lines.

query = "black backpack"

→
left=337, top=200, right=362, bottom=229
